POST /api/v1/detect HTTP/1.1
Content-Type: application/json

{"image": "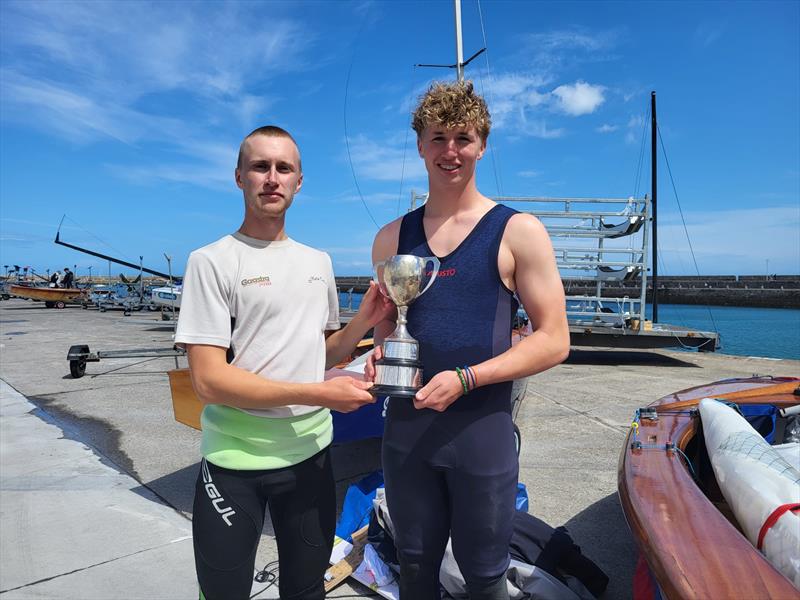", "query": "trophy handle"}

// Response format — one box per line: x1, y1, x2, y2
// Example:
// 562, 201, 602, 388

373, 260, 389, 298
418, 257, 441, 297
